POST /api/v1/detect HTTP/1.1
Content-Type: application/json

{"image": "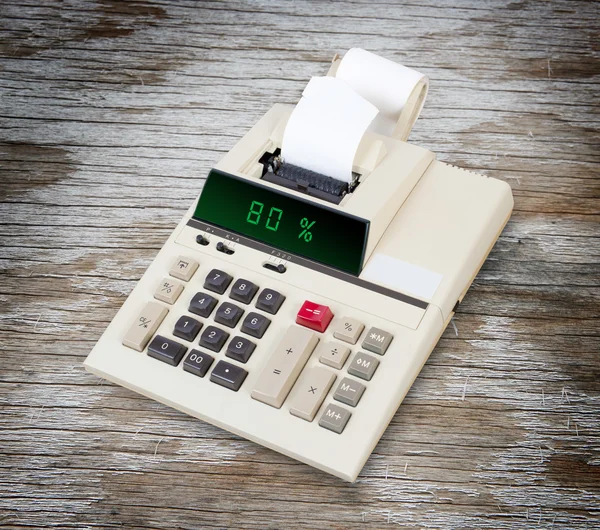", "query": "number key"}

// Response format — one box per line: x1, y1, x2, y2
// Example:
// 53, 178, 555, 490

189, 292, 218, 318
226, 336, 256, 363
214, 302, 244, 328
255, 288, 285, 315
204, 269, 233, 294
183, 349, 214, 378
229, 278, 258, 304
199, 325, 229, 352
173, 315, 202, 341
147, 335, 187, 367
241, 312, 271, 339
